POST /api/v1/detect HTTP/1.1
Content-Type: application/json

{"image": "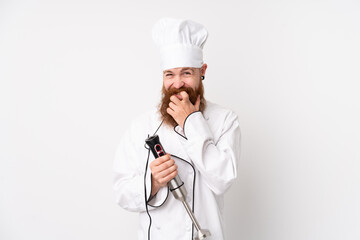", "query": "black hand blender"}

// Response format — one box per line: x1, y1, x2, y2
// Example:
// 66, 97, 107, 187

145, 135, 211, 240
